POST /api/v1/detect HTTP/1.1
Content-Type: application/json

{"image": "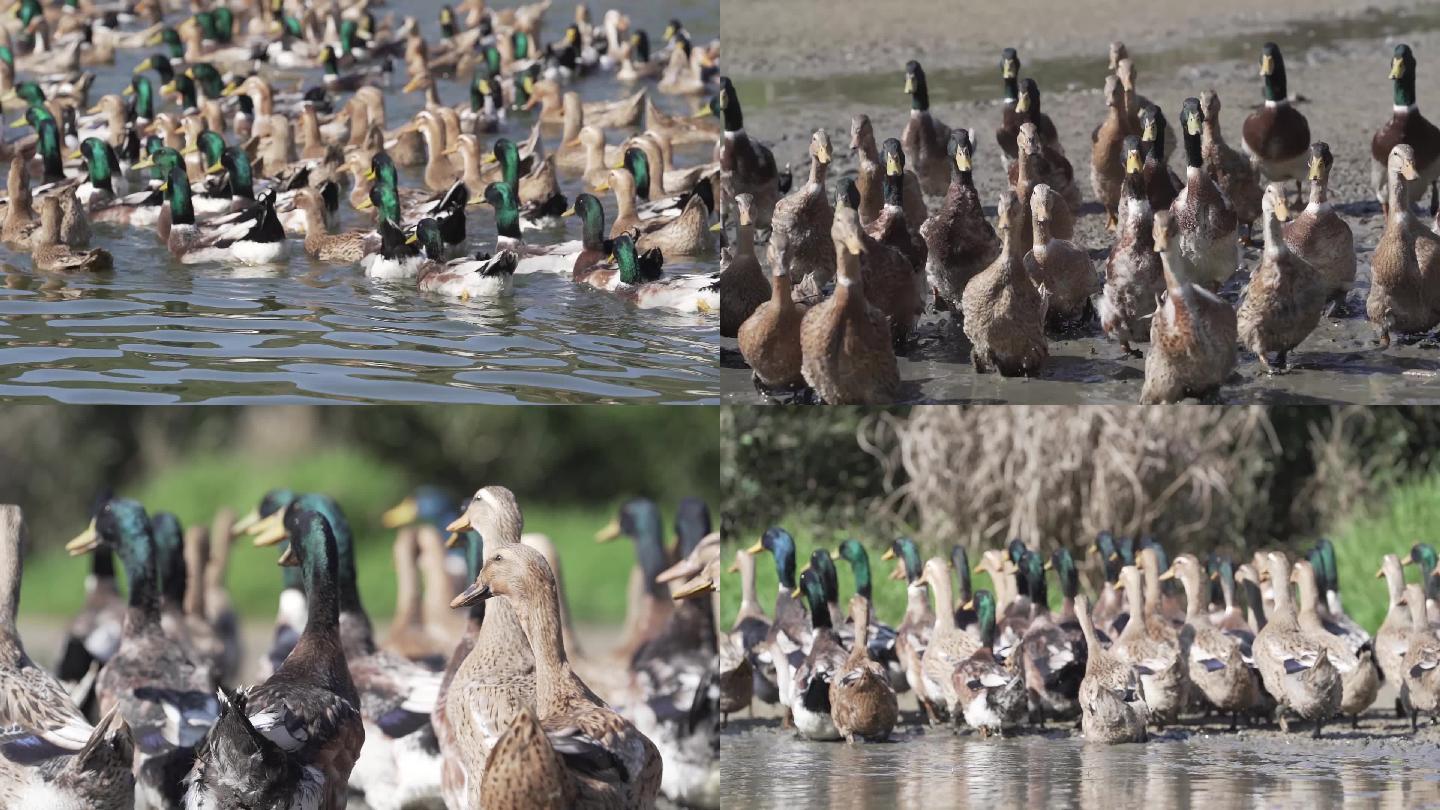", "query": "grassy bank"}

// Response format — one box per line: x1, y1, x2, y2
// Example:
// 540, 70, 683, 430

18, 449, 656, 626
721, 473, 1440, 635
